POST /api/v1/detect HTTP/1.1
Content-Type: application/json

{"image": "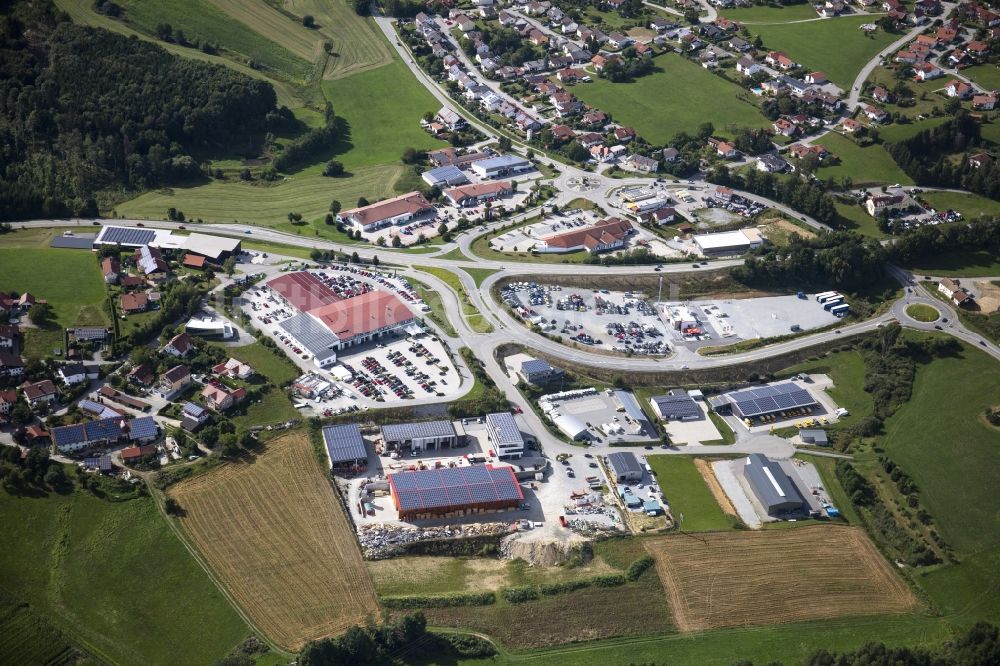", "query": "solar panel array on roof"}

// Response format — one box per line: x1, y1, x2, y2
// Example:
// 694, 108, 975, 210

128, 416, 158, 441
52, 423, 87, 448
100, 226, 157, 246
381, 420, 456, 442
651, 393, 701, 420
725, 383, 816, 418
136, 245, 161, 275
51, 235, 97, 250
51, 416, 127, 450
279, 313, 341, 361
72, 327, 108, 340
390, 464, 523, 514
485, 412, 521, 444
322, 424, 368, 465
83, 455, 113, 472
